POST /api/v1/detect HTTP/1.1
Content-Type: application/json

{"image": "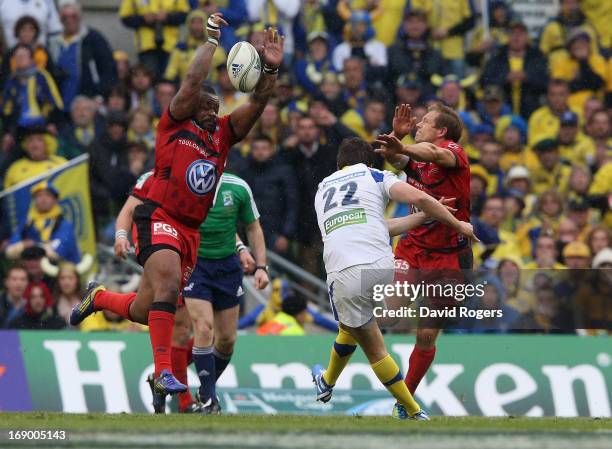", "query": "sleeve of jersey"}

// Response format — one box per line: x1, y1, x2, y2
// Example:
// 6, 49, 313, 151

444, 142, 469, 169
130, 171, 154, 200
239, 182, 260, 224
381, 171, 402, 199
